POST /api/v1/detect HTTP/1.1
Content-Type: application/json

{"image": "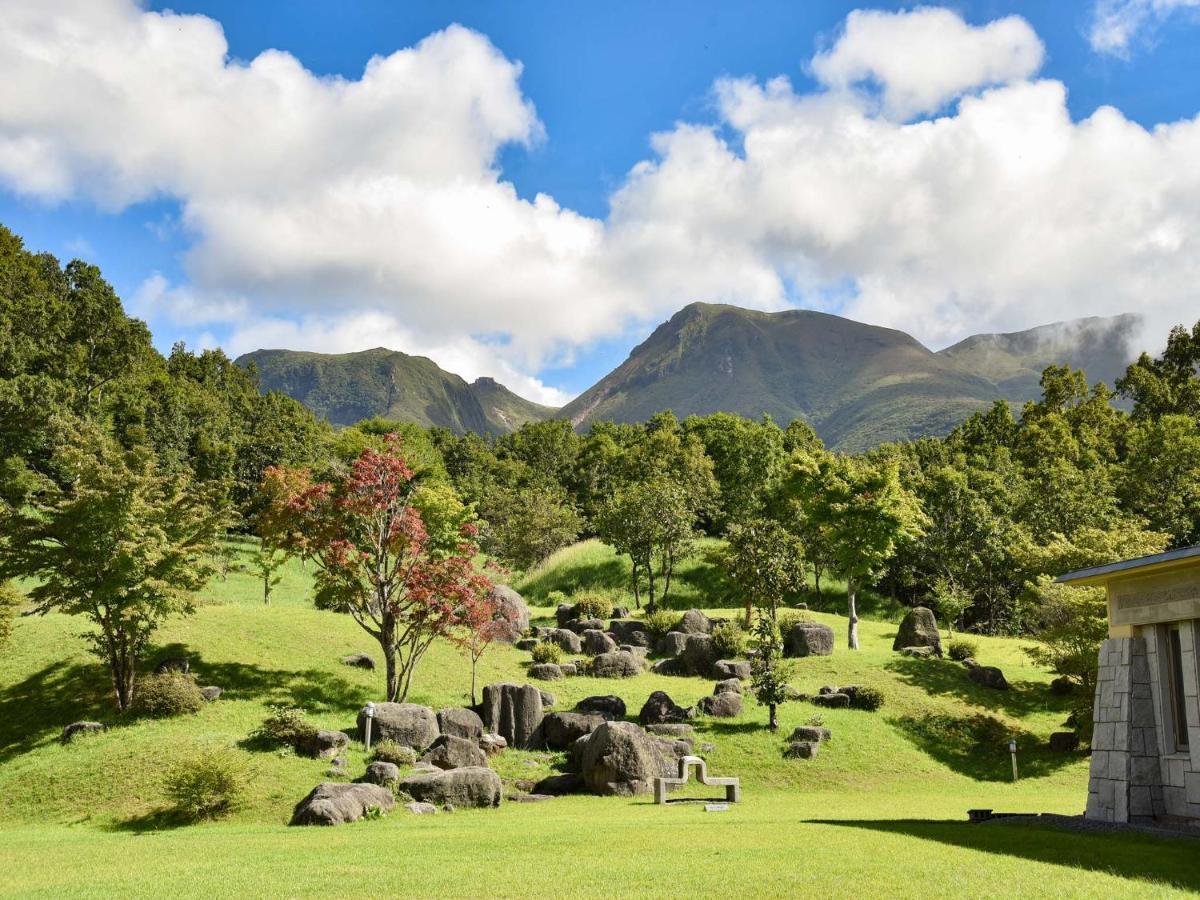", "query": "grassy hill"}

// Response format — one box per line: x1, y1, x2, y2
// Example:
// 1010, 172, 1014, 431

237, 347, 555, 434
0, 539, 1195, 897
